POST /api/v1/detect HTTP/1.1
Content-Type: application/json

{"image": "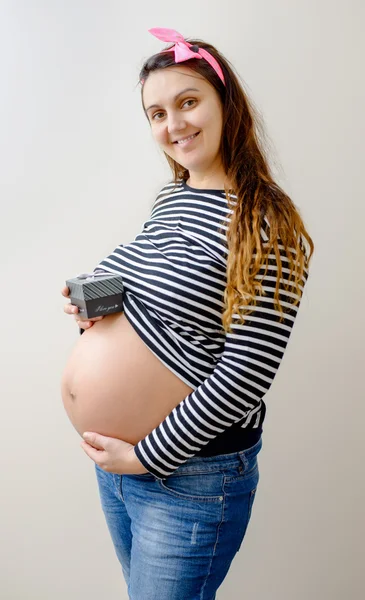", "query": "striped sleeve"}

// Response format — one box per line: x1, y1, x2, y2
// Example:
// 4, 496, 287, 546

134, 238, 309, 479
78, 183, 159, 336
